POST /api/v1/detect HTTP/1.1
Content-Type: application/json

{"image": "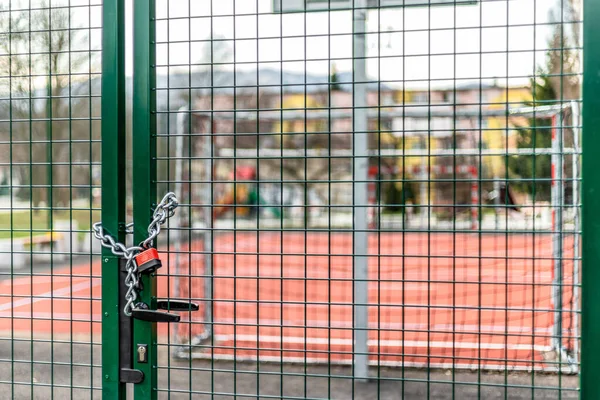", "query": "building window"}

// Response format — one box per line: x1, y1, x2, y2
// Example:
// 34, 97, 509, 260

412, 93, 428, 103
443, 91, 455, 103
